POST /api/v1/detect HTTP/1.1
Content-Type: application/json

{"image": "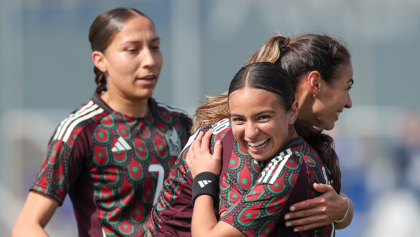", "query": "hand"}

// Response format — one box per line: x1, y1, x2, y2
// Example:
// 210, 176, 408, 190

186, 129, 222, 178
283, 183, 348, 232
